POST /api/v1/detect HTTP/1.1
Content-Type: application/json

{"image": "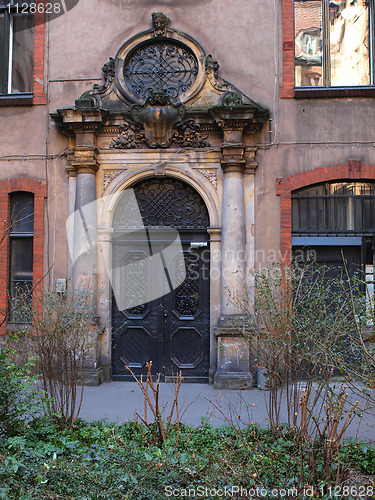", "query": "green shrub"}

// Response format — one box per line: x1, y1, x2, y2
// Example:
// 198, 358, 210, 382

0, 420, 373, 499
0, 345, 43, 436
